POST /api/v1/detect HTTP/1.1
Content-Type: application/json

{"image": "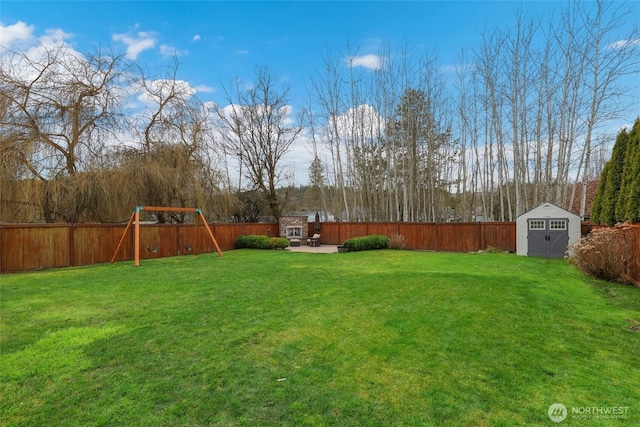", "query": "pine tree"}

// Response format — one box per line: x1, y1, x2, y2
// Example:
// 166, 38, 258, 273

303, 155, 328, 213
